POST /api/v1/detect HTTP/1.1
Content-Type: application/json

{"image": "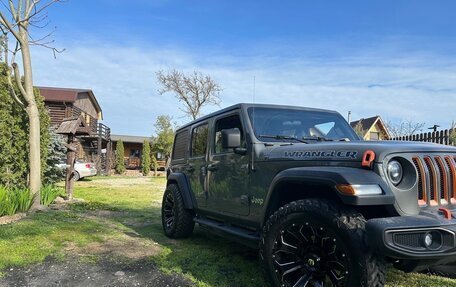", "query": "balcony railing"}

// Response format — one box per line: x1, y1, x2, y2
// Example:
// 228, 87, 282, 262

66, 106, 110, 141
